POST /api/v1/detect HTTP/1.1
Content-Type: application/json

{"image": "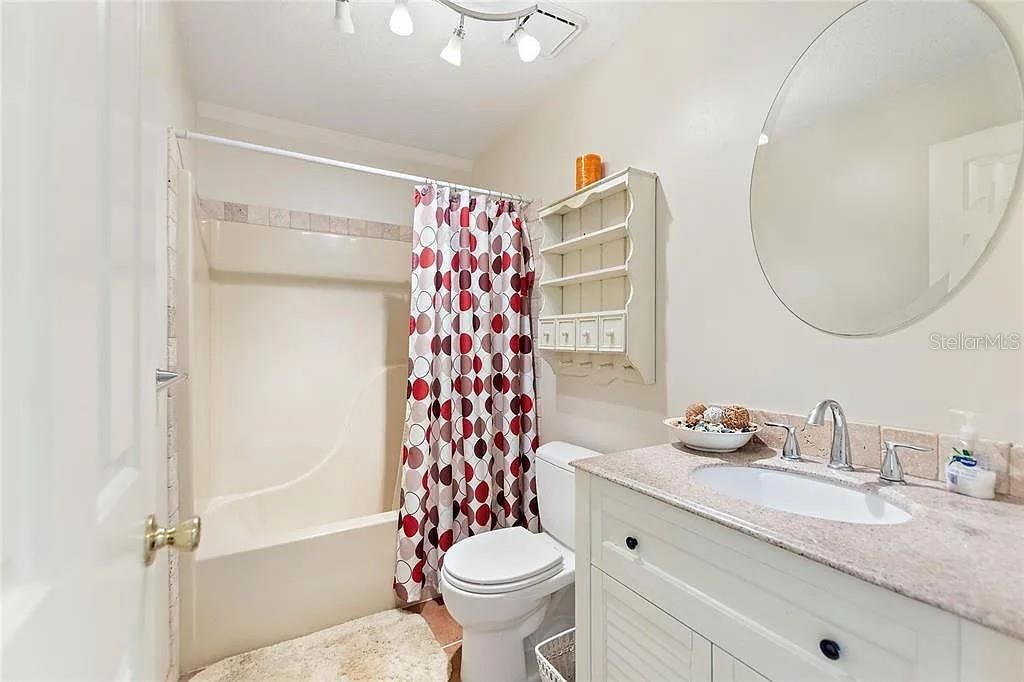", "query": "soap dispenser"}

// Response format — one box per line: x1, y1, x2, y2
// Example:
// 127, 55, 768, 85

944, 410, 996, 499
